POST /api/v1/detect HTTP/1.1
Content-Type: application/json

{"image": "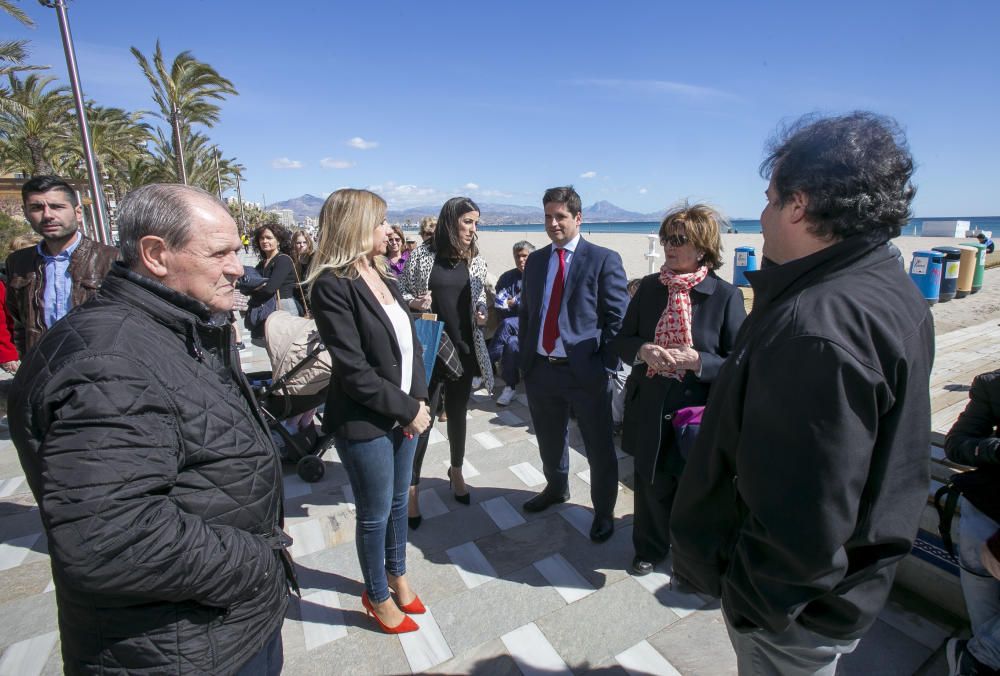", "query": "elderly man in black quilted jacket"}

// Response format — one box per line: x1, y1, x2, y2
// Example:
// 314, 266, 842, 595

8, 184, 293, 675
